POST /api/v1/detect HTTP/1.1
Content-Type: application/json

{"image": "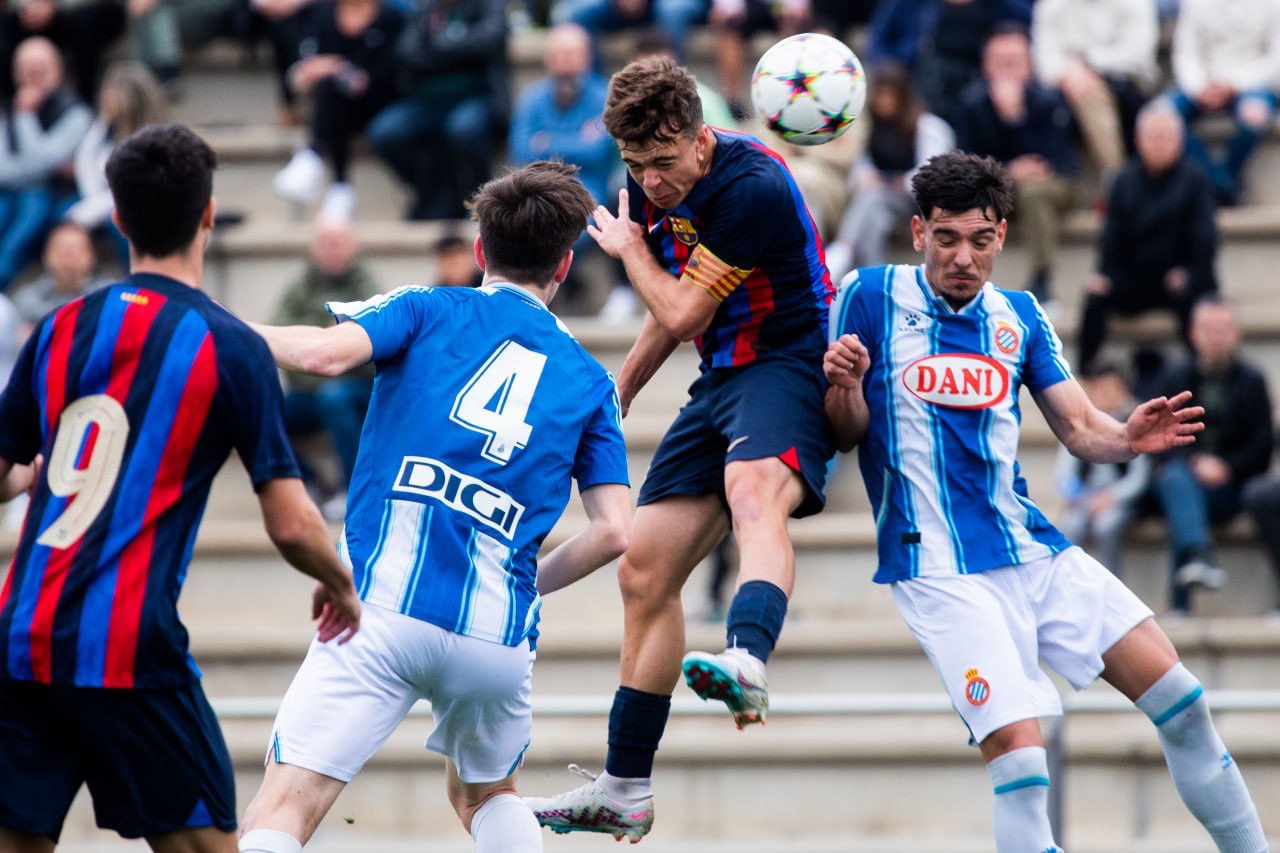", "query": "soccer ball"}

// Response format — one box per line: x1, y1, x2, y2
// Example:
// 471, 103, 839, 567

751, 33, 866, 146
